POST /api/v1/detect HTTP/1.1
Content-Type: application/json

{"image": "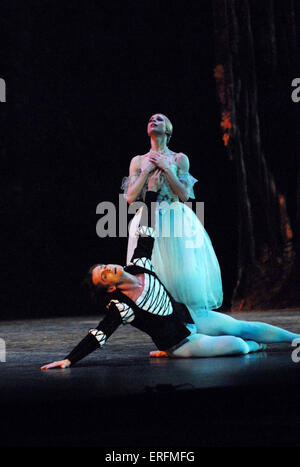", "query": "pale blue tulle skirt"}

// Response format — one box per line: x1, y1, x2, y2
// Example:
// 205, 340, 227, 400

126, 202, 223, 322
